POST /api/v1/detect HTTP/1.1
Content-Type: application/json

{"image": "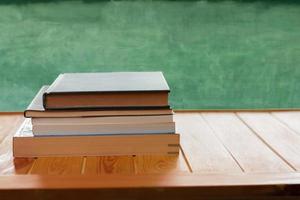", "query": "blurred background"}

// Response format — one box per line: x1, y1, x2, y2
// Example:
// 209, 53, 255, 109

0, 0, 299, 111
